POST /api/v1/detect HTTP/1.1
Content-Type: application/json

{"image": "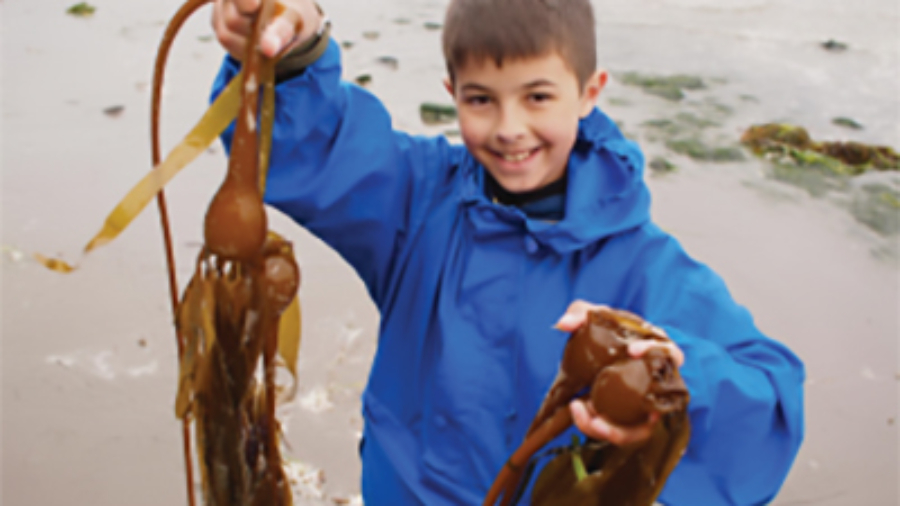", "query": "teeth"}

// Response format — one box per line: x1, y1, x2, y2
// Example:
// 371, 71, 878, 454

503, 151, 531, 162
